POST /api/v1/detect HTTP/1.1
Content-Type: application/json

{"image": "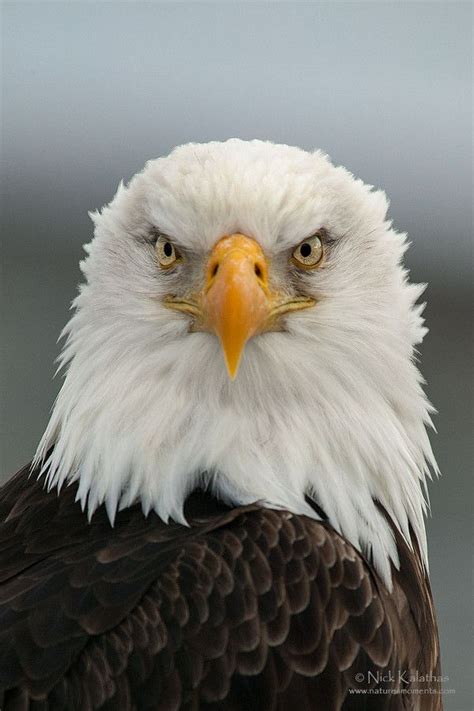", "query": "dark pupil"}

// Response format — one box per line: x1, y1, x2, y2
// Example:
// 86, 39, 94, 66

300, 242, 312, 258
163, 242, 173, 258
